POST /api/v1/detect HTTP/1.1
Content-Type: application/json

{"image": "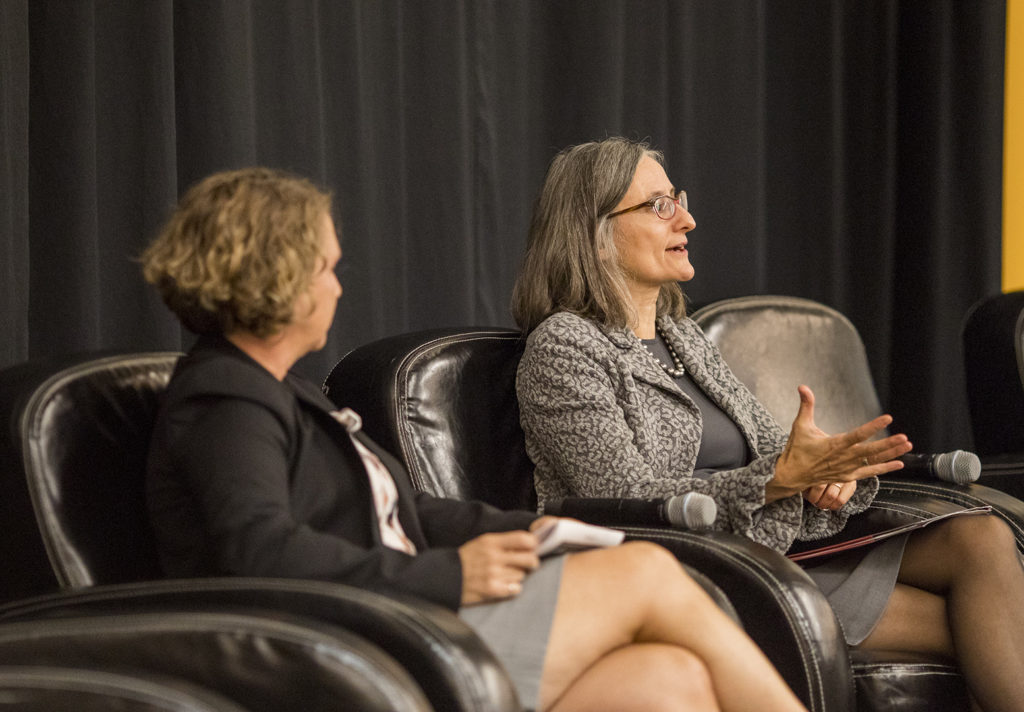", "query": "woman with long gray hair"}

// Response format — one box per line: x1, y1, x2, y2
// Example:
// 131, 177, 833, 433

514, 136, 1024, 712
